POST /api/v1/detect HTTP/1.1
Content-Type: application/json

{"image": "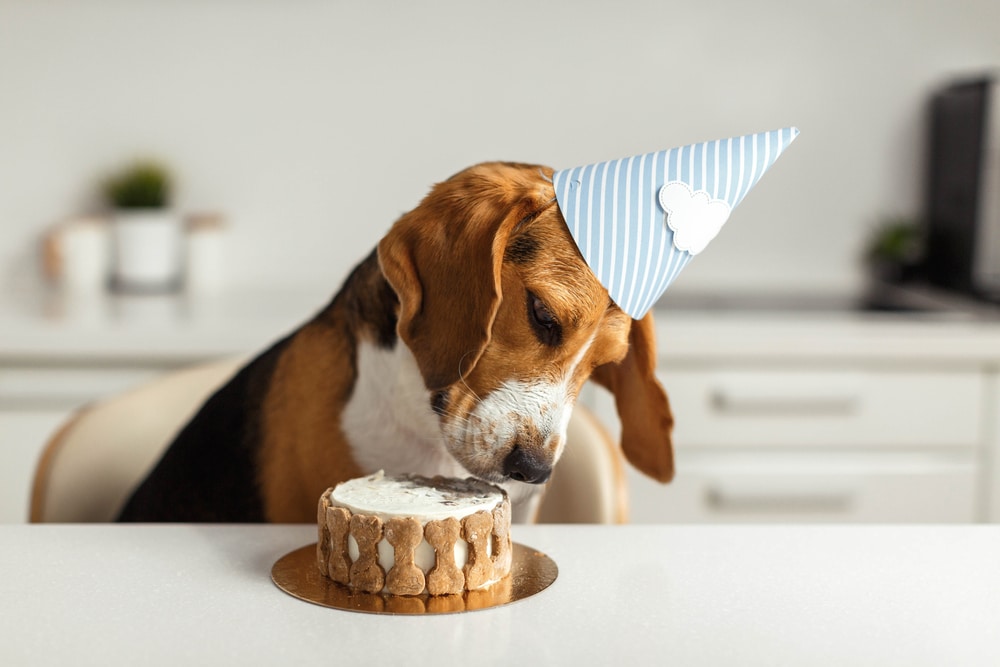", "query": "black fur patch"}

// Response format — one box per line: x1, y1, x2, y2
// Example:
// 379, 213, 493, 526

116, 335, 291, 522
504, 232, 539, 265
431, 390, 448, 416
330, 249, 399, 350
